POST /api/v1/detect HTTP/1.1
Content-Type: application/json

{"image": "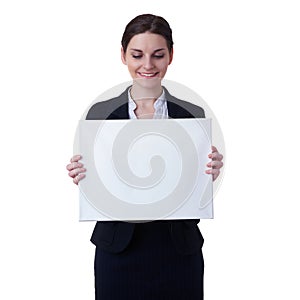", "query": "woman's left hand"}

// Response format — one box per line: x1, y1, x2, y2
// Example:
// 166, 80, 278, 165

206, 146, 224, 181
